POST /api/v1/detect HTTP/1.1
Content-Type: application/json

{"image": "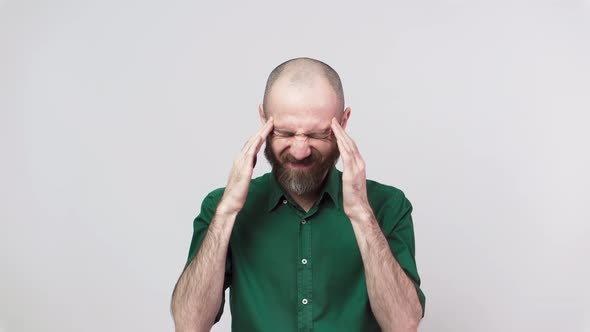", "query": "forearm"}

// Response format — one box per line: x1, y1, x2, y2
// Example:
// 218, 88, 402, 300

171, 210, 236, 332
350, 211, 422, 332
